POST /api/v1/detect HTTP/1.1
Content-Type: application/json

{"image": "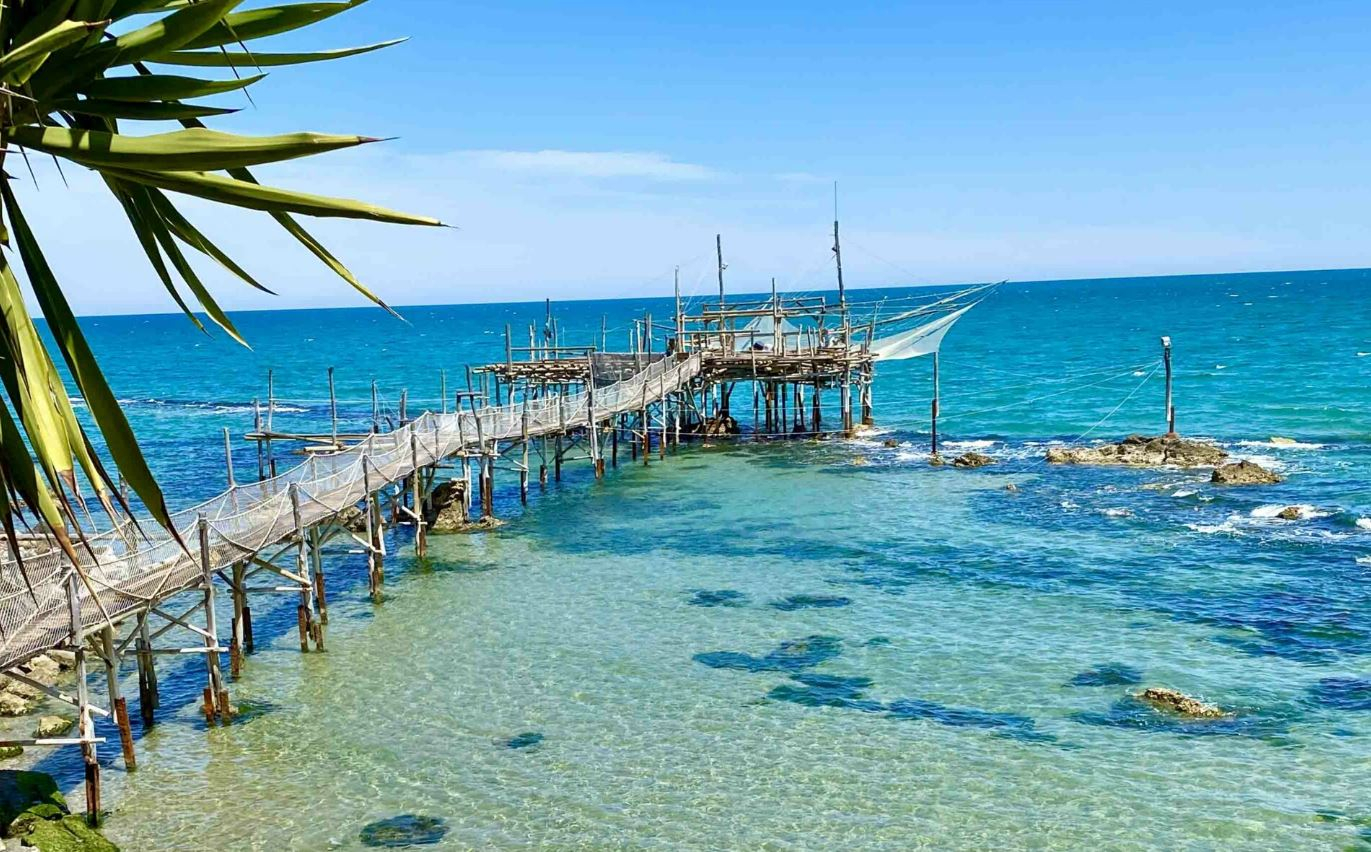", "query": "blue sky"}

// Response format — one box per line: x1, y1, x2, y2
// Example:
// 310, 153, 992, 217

27, 0, 1371, 314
